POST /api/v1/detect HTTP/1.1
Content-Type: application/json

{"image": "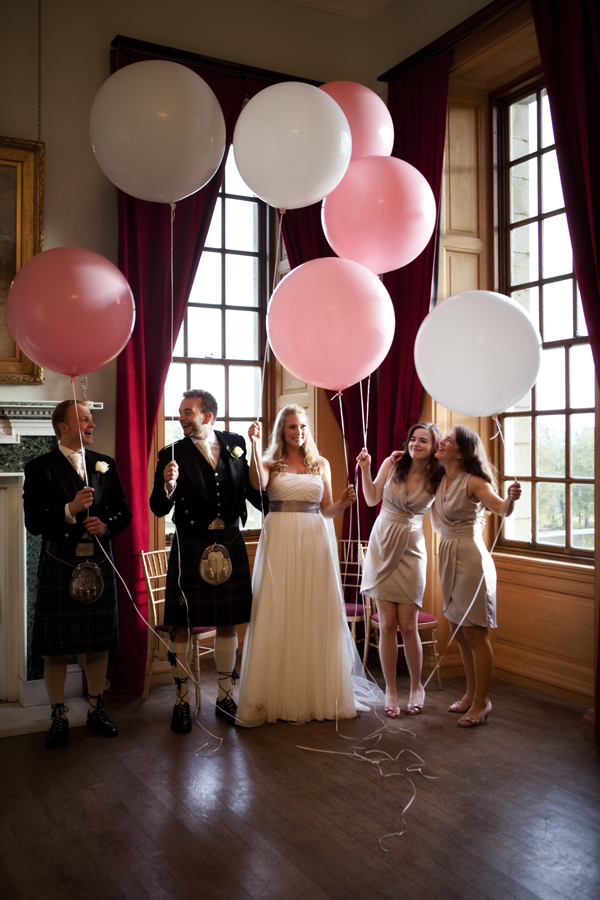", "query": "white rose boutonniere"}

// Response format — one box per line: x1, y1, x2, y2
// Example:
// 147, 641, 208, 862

228, 445, 244, 461
95, 461, 110, 479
